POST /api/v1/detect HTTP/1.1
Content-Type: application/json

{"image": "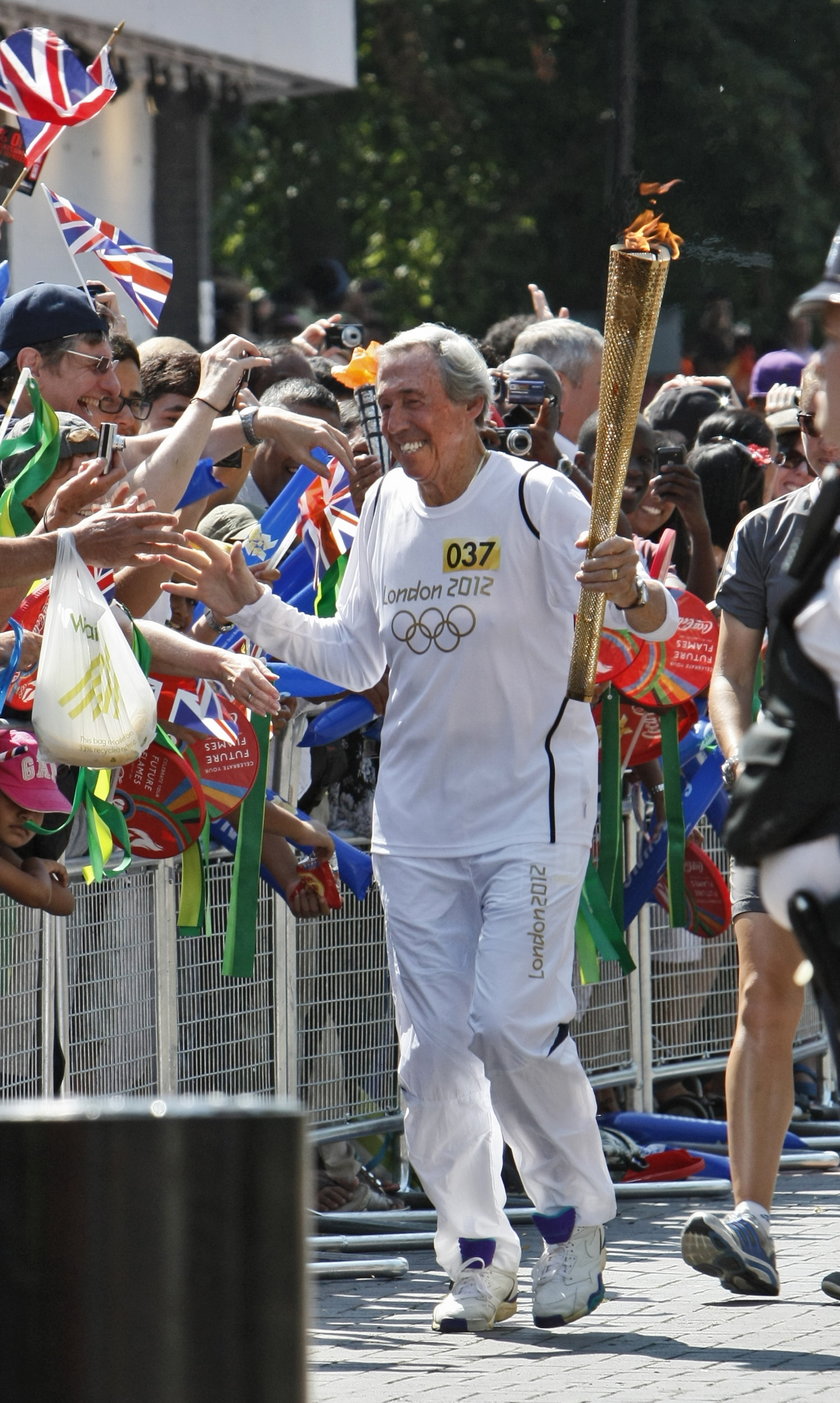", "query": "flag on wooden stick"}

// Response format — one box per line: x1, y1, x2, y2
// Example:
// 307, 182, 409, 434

0, 27, 117, 167
43, 186, 173, 327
